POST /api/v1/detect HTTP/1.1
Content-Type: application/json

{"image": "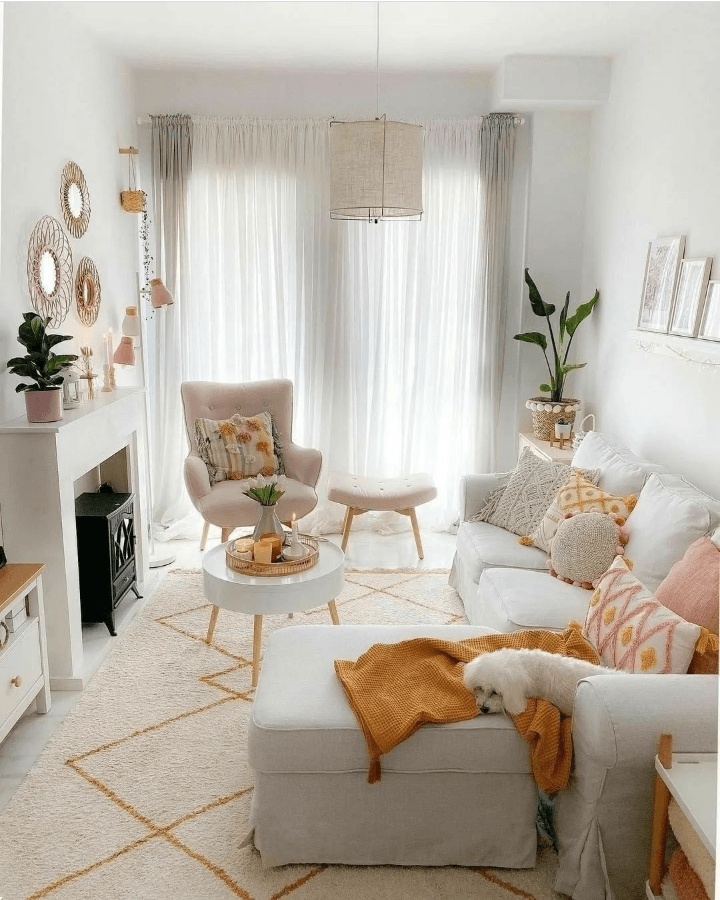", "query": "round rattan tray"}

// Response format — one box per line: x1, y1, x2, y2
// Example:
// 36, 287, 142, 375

226, 533, 319, 576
